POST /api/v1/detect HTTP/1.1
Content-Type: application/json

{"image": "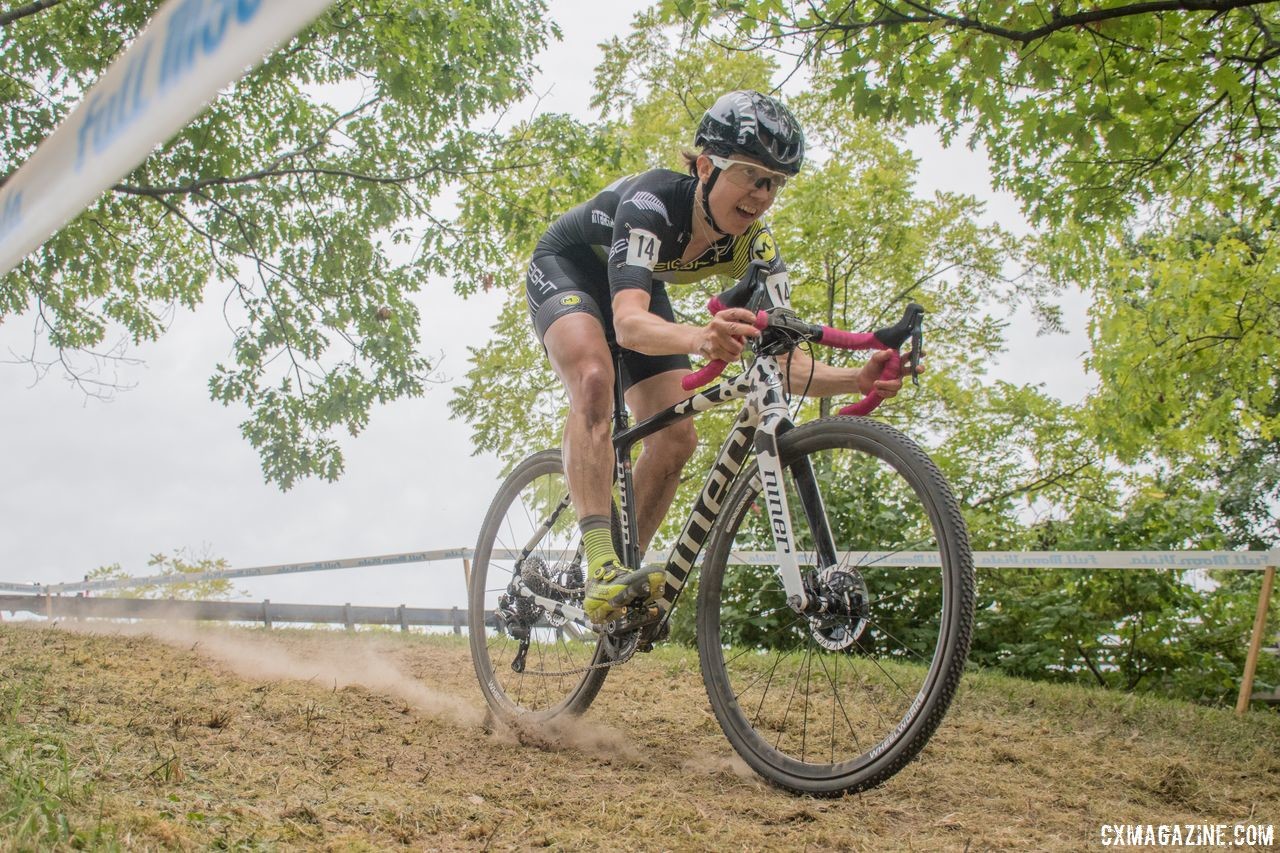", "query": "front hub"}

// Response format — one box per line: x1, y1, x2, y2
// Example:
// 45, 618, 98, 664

804, 566, 871, 651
